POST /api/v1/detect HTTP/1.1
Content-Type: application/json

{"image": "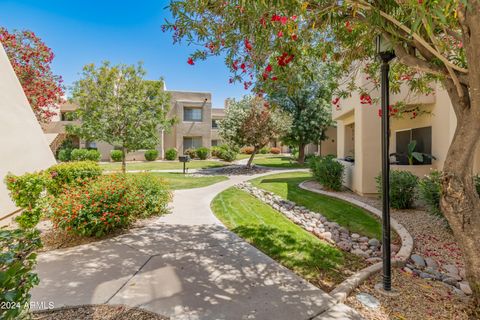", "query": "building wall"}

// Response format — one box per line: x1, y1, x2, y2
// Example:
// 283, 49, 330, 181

0, 44, 56, 223
333, 74, 480, 195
